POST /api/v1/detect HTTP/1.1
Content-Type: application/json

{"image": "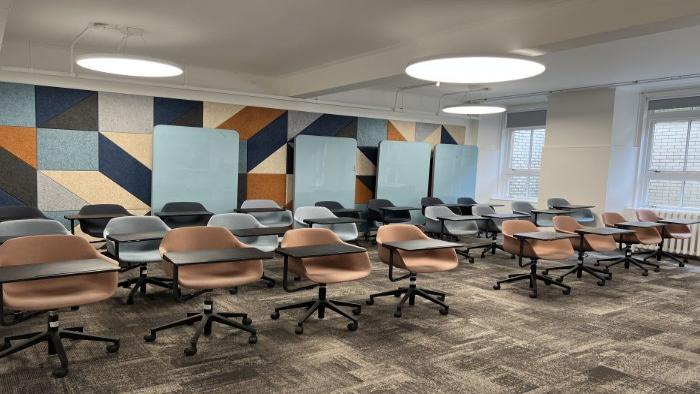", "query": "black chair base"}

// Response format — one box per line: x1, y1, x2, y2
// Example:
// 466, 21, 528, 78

366, 274, 449, 317
271, 285, 360, 334
119, 265, 173, 304
643, 246, 688, 267
597, 245, 658, 276
543, 261, 612, 286
493, 262, 571, 298
0, 311, 119, 378
229, 273, 276, 294
144, 295, 256, 356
